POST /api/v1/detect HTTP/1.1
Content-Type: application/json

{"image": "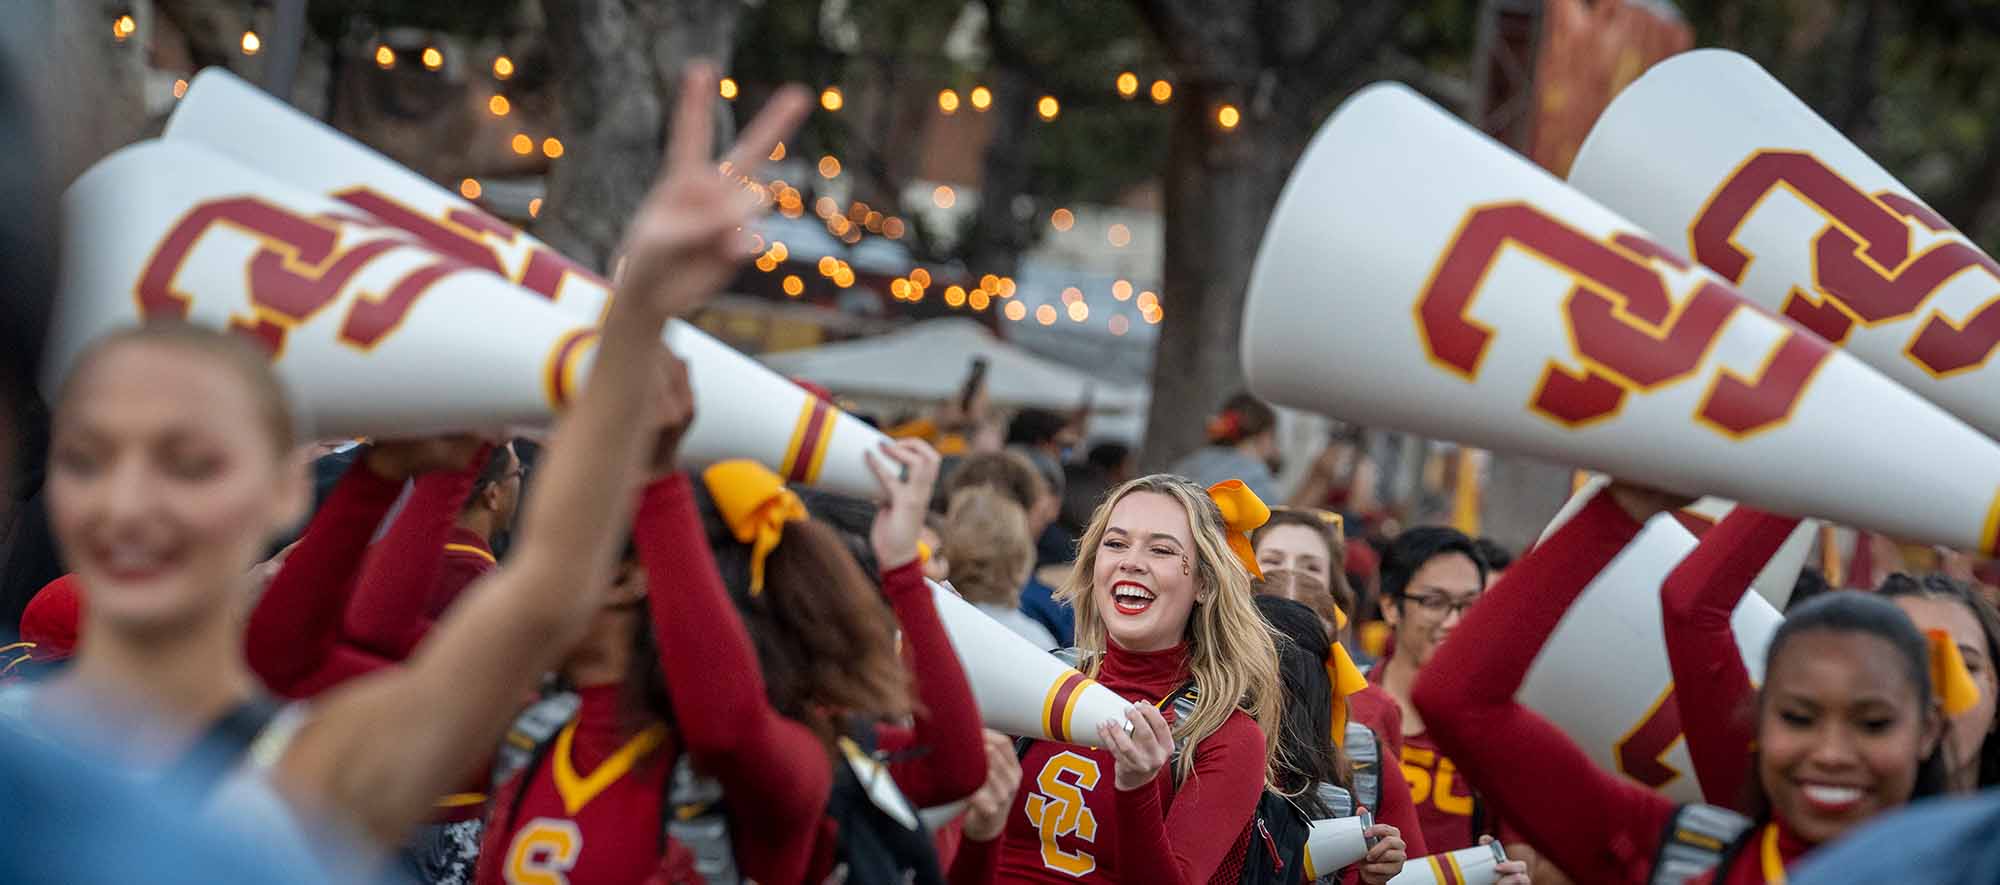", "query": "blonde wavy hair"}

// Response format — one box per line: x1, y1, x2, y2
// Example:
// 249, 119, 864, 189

1057, 474, 1282, 784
